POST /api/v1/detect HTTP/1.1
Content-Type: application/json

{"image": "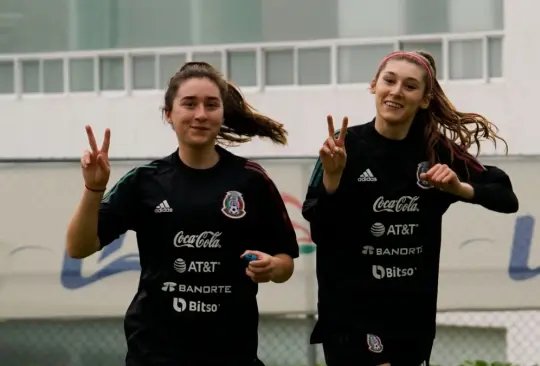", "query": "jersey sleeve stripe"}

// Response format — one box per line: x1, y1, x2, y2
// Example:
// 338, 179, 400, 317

102, 164, 156, 202
308, 130, 340, 187
244, 161, 293, 225
308, 159, 324, 187
440, 138, 486, 173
